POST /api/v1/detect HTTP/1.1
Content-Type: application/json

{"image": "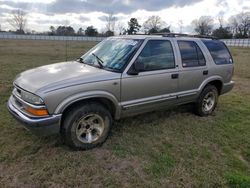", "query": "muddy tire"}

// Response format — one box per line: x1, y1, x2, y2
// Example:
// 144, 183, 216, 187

61, 102, 112, 150
195, 85, 218, 116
